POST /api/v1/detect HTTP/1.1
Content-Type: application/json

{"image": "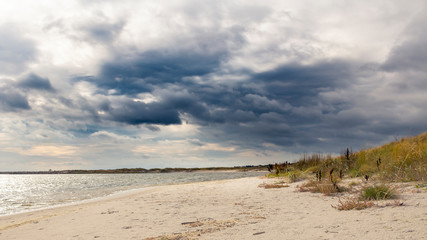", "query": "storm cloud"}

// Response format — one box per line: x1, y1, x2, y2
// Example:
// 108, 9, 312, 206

107, 99, 181, 125
18, 74, 55, 92
0, 86, 31, 111
1, 0, 427, 170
